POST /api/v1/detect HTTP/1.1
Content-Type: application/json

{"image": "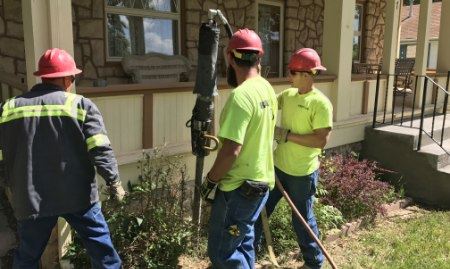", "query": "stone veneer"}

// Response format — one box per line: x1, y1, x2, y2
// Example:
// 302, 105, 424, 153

0, 0, 389, 86
362, 0, 386, 64
0, 0, 26, 84
185, 0, 257, 77
284, 0, 324, 74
